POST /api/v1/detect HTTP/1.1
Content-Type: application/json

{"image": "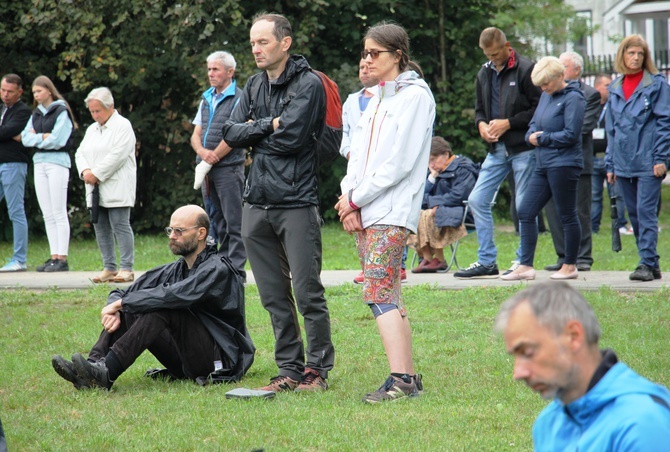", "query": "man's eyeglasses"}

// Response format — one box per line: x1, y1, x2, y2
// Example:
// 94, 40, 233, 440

165, 226, 200, 237
361, 49, 396, 60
